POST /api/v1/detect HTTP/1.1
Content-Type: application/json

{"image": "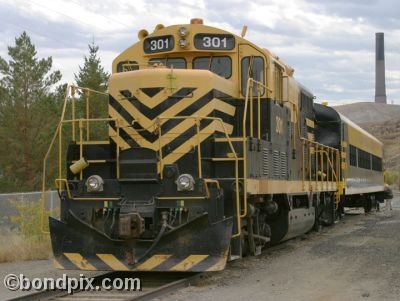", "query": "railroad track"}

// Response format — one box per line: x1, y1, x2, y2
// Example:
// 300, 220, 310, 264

9, 271, 201, 301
